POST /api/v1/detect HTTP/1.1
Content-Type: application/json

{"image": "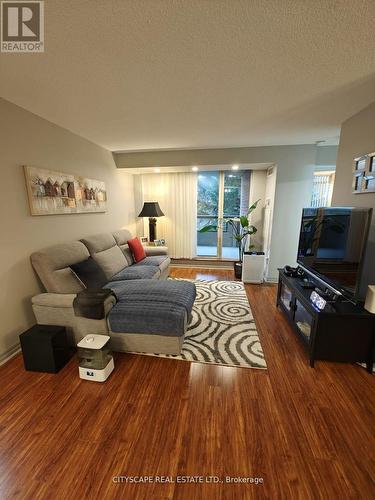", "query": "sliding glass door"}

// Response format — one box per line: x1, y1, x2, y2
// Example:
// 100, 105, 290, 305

197, 170, 250, 259
196, 172, 220, 257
